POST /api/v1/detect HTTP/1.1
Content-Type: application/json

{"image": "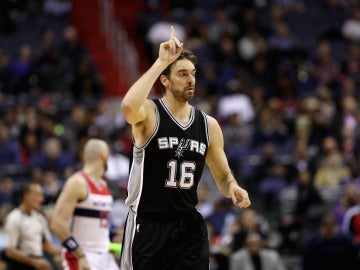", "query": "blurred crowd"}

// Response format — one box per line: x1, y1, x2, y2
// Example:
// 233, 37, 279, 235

2, 0, 360, 269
